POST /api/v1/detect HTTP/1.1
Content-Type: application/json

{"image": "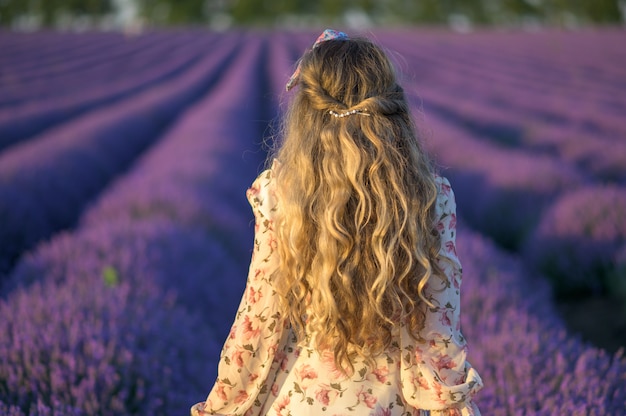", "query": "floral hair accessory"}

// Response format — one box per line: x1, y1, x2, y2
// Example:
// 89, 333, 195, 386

285, 29, 349, 92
